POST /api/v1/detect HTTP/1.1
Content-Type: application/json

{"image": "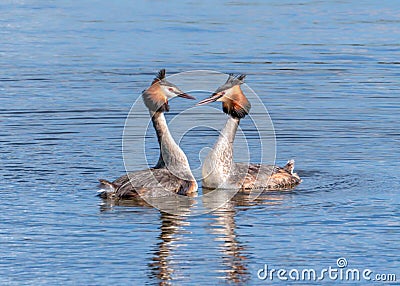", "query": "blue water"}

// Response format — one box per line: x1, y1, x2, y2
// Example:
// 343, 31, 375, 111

1, 0, 399, 285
